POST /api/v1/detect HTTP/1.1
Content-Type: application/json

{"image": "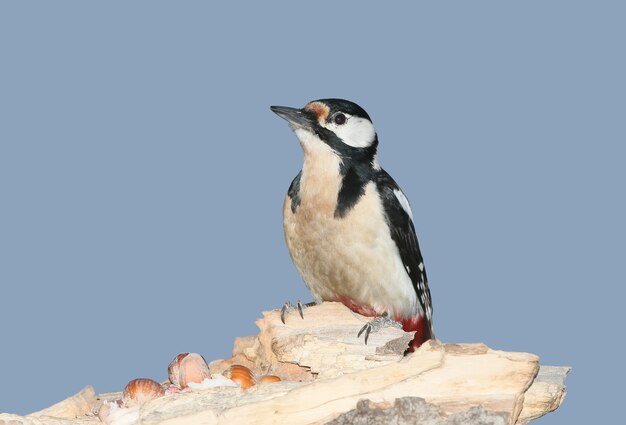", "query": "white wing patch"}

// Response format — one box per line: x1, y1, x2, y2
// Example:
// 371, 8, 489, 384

393, 189, 413, 219
371, 155, 381, 170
